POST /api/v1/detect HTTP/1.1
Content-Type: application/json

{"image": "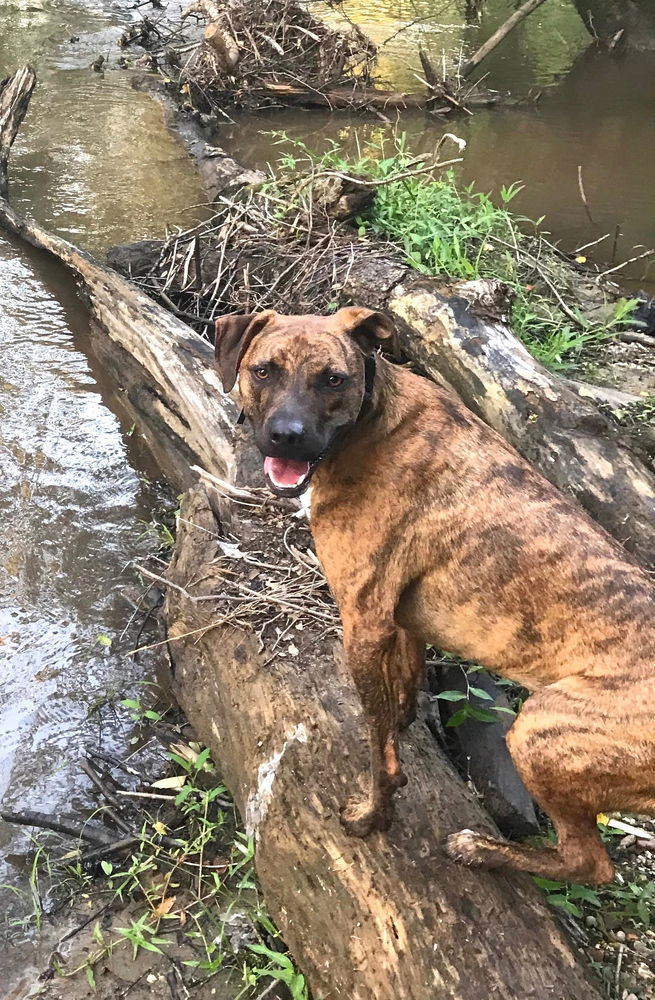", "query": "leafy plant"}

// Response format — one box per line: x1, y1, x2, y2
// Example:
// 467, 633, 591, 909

431, 657, 517, 728
268, 131, 639, 371
533, 876, 601, 918
117, 911, 168, 960
246, 943, 308, 1000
